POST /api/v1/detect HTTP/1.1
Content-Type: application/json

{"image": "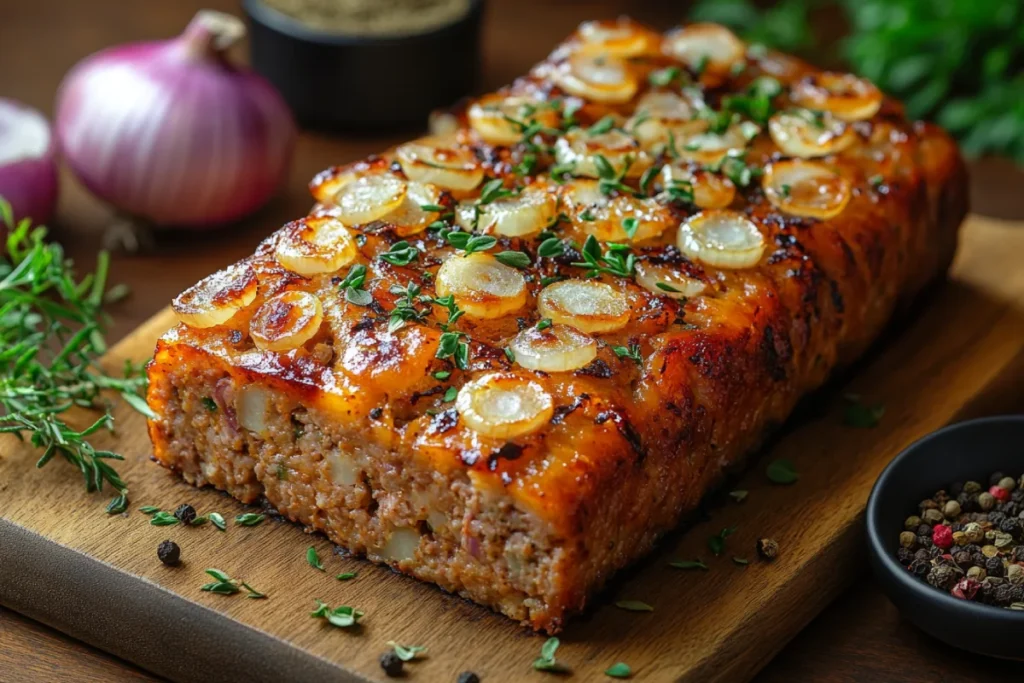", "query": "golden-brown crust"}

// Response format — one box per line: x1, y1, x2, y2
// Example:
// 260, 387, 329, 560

147, 18, 968, 632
